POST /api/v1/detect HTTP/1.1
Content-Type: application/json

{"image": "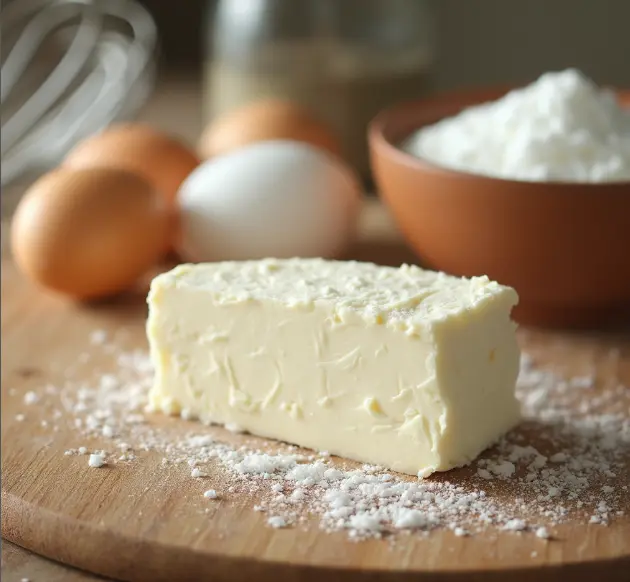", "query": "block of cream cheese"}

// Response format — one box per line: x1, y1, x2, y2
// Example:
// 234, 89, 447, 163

146, 259, 521, 477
